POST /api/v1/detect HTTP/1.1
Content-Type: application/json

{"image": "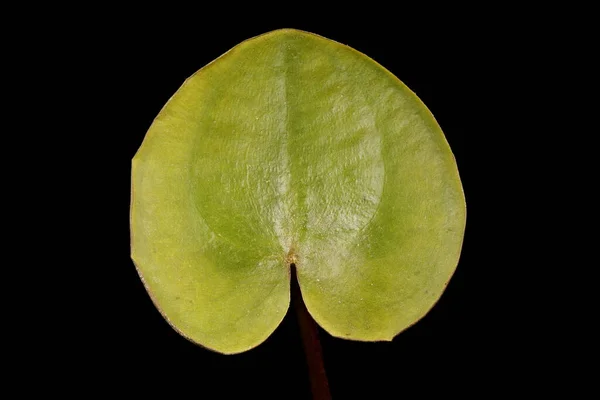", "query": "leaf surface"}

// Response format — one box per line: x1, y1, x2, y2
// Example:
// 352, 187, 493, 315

131, 29, 465, 354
